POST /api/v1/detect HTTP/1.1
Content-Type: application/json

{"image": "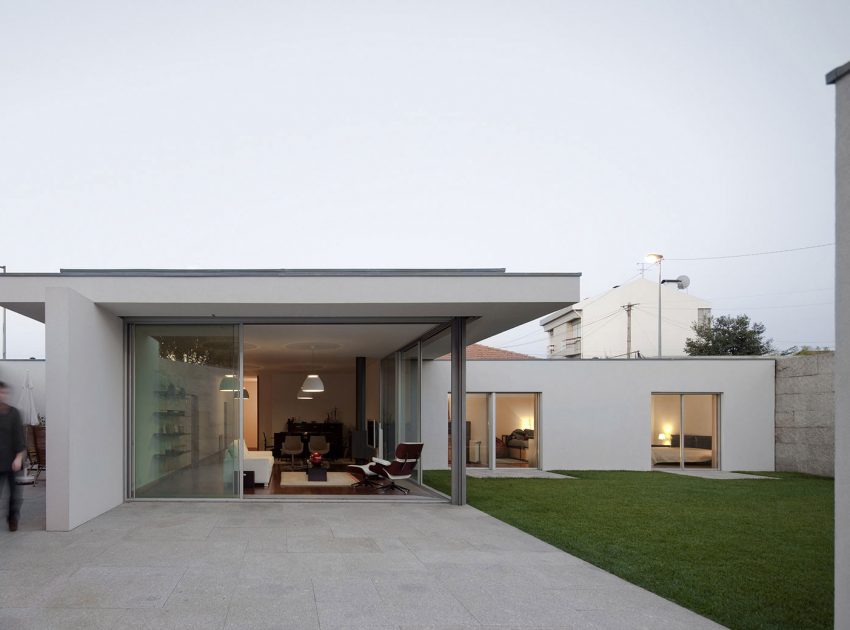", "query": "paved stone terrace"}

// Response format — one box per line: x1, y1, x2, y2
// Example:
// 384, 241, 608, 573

0, 483, 723, 629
